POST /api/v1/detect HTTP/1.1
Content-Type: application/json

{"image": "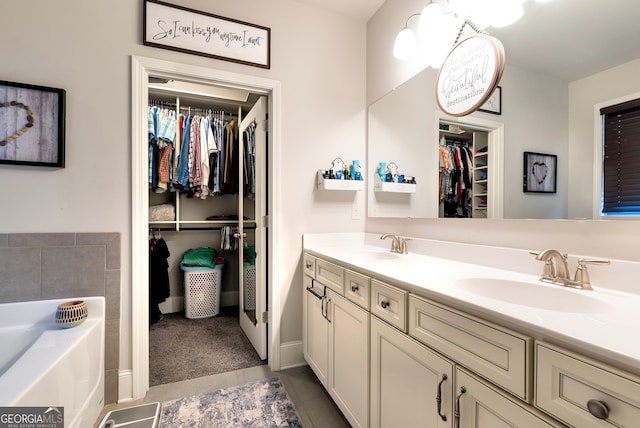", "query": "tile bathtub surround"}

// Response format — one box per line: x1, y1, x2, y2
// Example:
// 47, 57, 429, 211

0, 232, 121, 404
